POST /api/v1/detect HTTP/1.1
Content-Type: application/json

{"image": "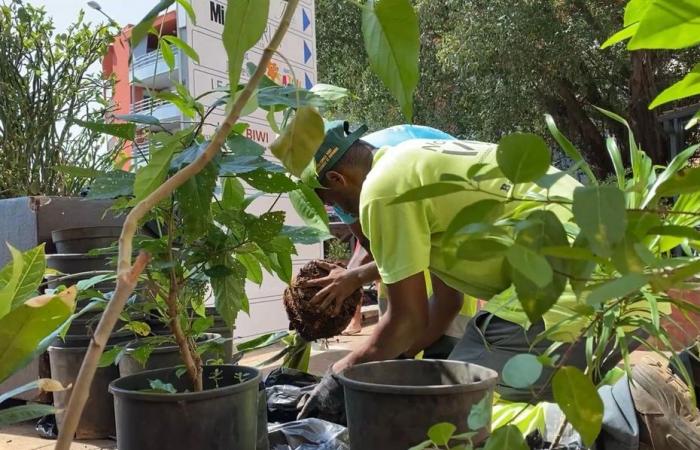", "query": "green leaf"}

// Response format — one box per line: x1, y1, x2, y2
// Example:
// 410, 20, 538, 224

648, 225, 700, 241
175, 0, 196, 24
237, 253, 263, 284
502, 354, 543, 389
601, 23, 639, 49
0, 244, 45, 311
133, 145, 176, 202
147, 379, 177, 394
310, 83, 349, 102
211, 257, 248, 326
506, 244, 553, 288
573, 186, 626, 257
257, 86, 326, 110
496, 133, 551, 184
483, 425, 528, 450
131, 0, 175, 45
226, 133, 265, 157
98, 345, 123, 368
361, 0, 419, 120
281, 225, 333, 244
0, 290, 76, 383
651, 63, 700, 110
159, 39, 175, 70
270, 106, 325, 177
239, 169, 298, 193
391, 182, 464, 204
586, 273, 647, 306
113, 113, 162, 126
605, 136, 626, 190
219, 154, 283, 175
175, 161, 217, 239
74, 118, 135, 140
87, 171, 135, 199
237, 331, 288, 353
290, 184, 329, 232
407, 440, 433, 450
656, 166, 700, 197
552, 366, 604, 446
0, 404, 56, 427
427, 422, 456, 446
644, 144, 700, 207
221, 177, 245, 210
162, 34, 199, 63
269, 251, 293, 284
624, 0, 654, 26
223, 0, 269, 89
544, 114, 597, 184
456, 239, 509, 261
442, 199, 502, 245
628, 0, 700, 50
53, 165, 106, 179
467, 393, 492, 431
